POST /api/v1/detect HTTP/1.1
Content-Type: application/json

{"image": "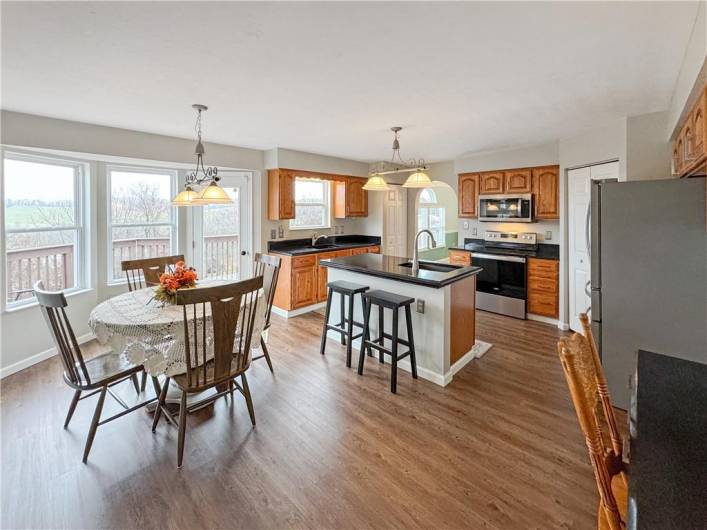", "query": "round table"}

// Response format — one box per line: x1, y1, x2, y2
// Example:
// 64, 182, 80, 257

89, 283, 267, 377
